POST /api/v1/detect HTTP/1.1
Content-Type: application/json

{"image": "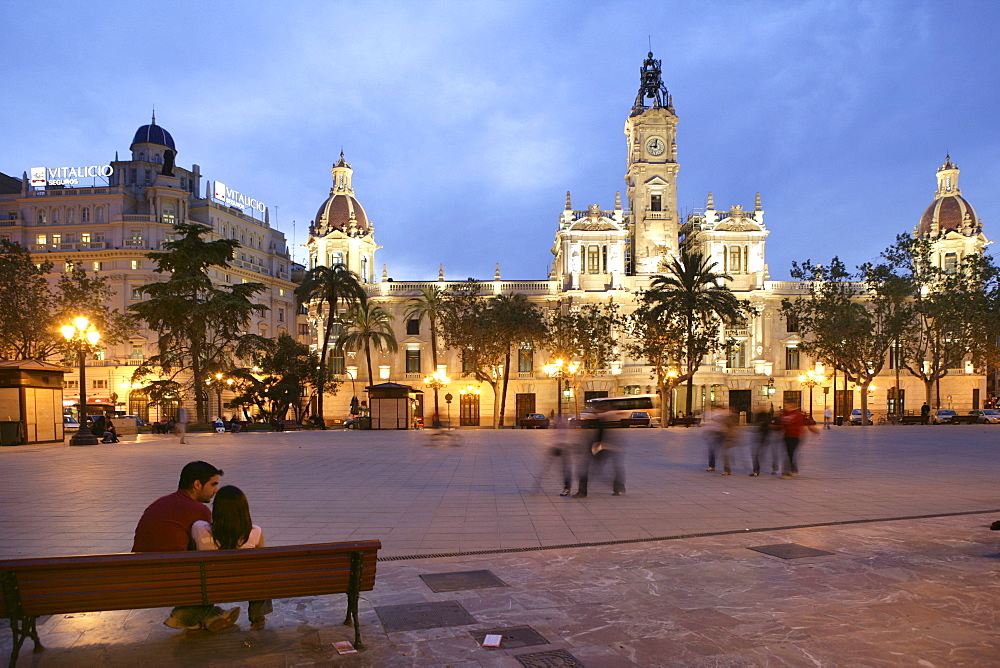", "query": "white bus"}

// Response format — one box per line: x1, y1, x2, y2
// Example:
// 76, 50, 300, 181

583, 394, 661, 426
